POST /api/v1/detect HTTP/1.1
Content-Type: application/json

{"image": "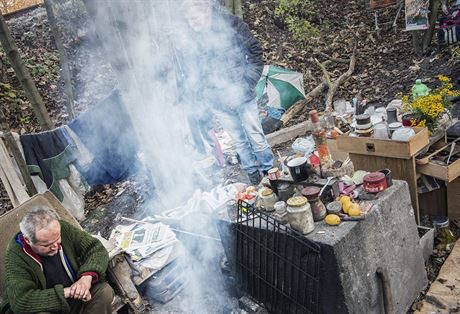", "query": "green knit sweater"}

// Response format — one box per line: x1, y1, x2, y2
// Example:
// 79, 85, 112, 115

0, 220, 109, 313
